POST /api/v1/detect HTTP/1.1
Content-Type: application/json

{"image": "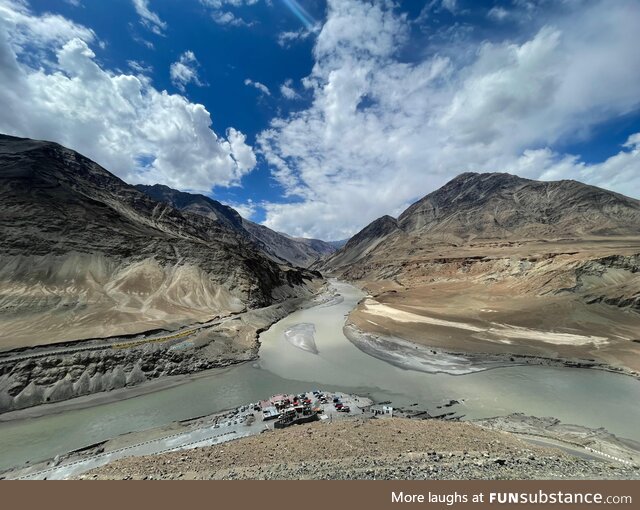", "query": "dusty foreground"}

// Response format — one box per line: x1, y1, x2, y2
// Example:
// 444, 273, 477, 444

83, 418, 639, 480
